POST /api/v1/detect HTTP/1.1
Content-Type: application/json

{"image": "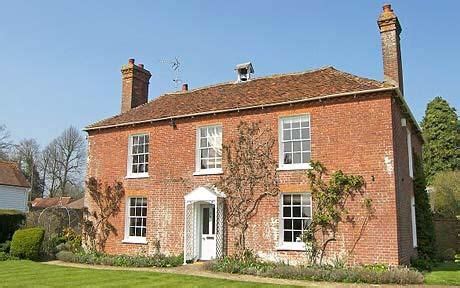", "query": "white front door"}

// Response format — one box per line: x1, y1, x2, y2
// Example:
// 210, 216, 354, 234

200, 204, 216, 260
